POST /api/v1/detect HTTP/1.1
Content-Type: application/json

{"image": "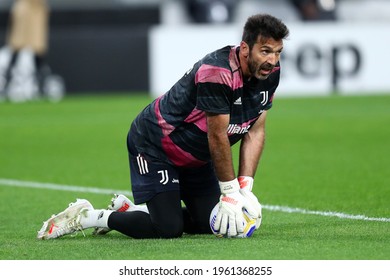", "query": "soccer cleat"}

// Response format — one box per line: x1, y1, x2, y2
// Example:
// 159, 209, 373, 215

37, 199, 94, 240
92, 194, 134, 235
110, 194, 135, 212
